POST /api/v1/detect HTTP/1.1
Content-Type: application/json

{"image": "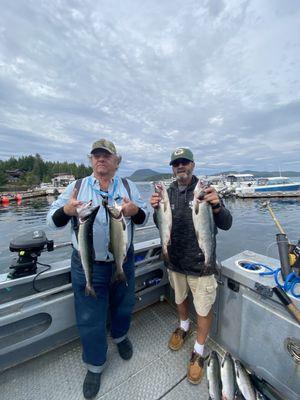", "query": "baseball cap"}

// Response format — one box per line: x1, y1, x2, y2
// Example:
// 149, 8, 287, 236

170, 147, 194, 165
91, 139, 117, 155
